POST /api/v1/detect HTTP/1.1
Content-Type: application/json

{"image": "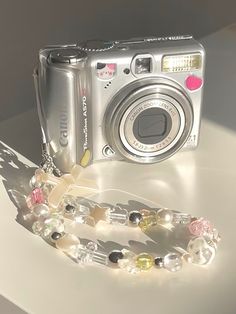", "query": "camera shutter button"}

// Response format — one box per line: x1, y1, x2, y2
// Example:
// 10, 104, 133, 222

49, 48, 87, 64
